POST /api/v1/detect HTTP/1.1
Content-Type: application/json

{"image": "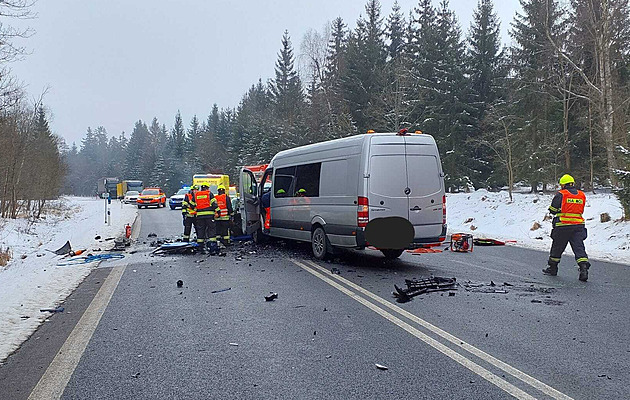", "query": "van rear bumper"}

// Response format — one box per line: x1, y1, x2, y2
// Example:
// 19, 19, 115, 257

355, 224, 447, 249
